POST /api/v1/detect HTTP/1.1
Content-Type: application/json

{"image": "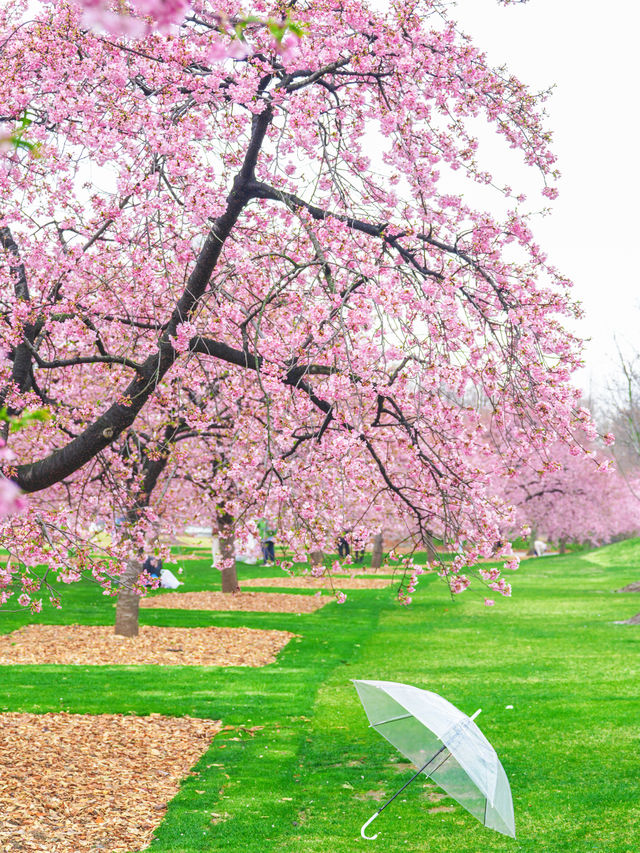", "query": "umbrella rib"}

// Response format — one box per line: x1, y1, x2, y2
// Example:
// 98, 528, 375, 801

368, 744, 449, 820
370, 713, 413, 727
360, 744, 455, 839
